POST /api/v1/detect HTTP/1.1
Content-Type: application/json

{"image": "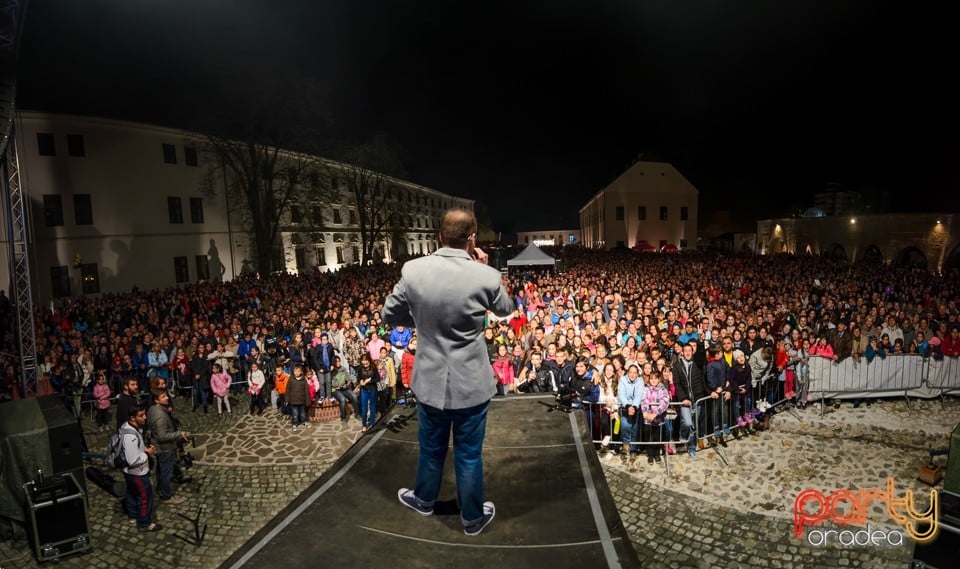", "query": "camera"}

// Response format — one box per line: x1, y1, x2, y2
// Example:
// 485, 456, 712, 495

555, 387, 580, 409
